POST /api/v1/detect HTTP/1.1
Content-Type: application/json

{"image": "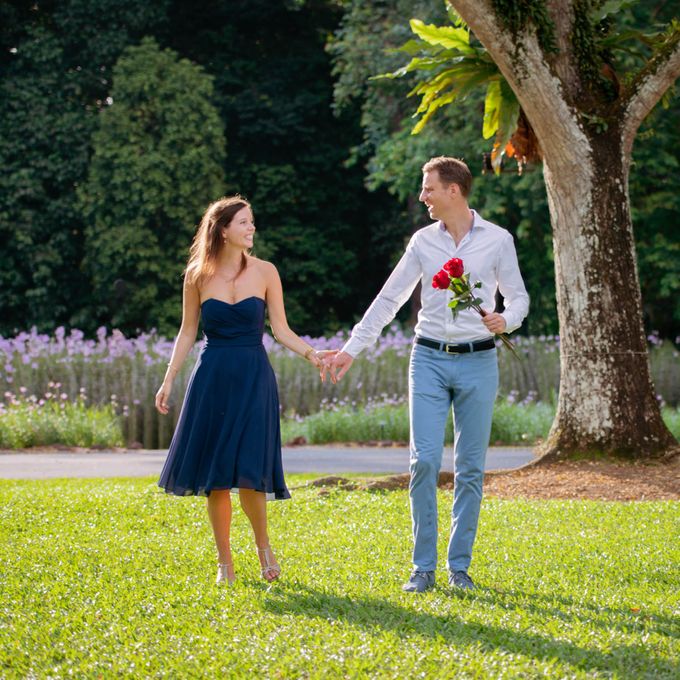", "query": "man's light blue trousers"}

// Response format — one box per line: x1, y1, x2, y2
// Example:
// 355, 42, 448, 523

408, 341, 498, 572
